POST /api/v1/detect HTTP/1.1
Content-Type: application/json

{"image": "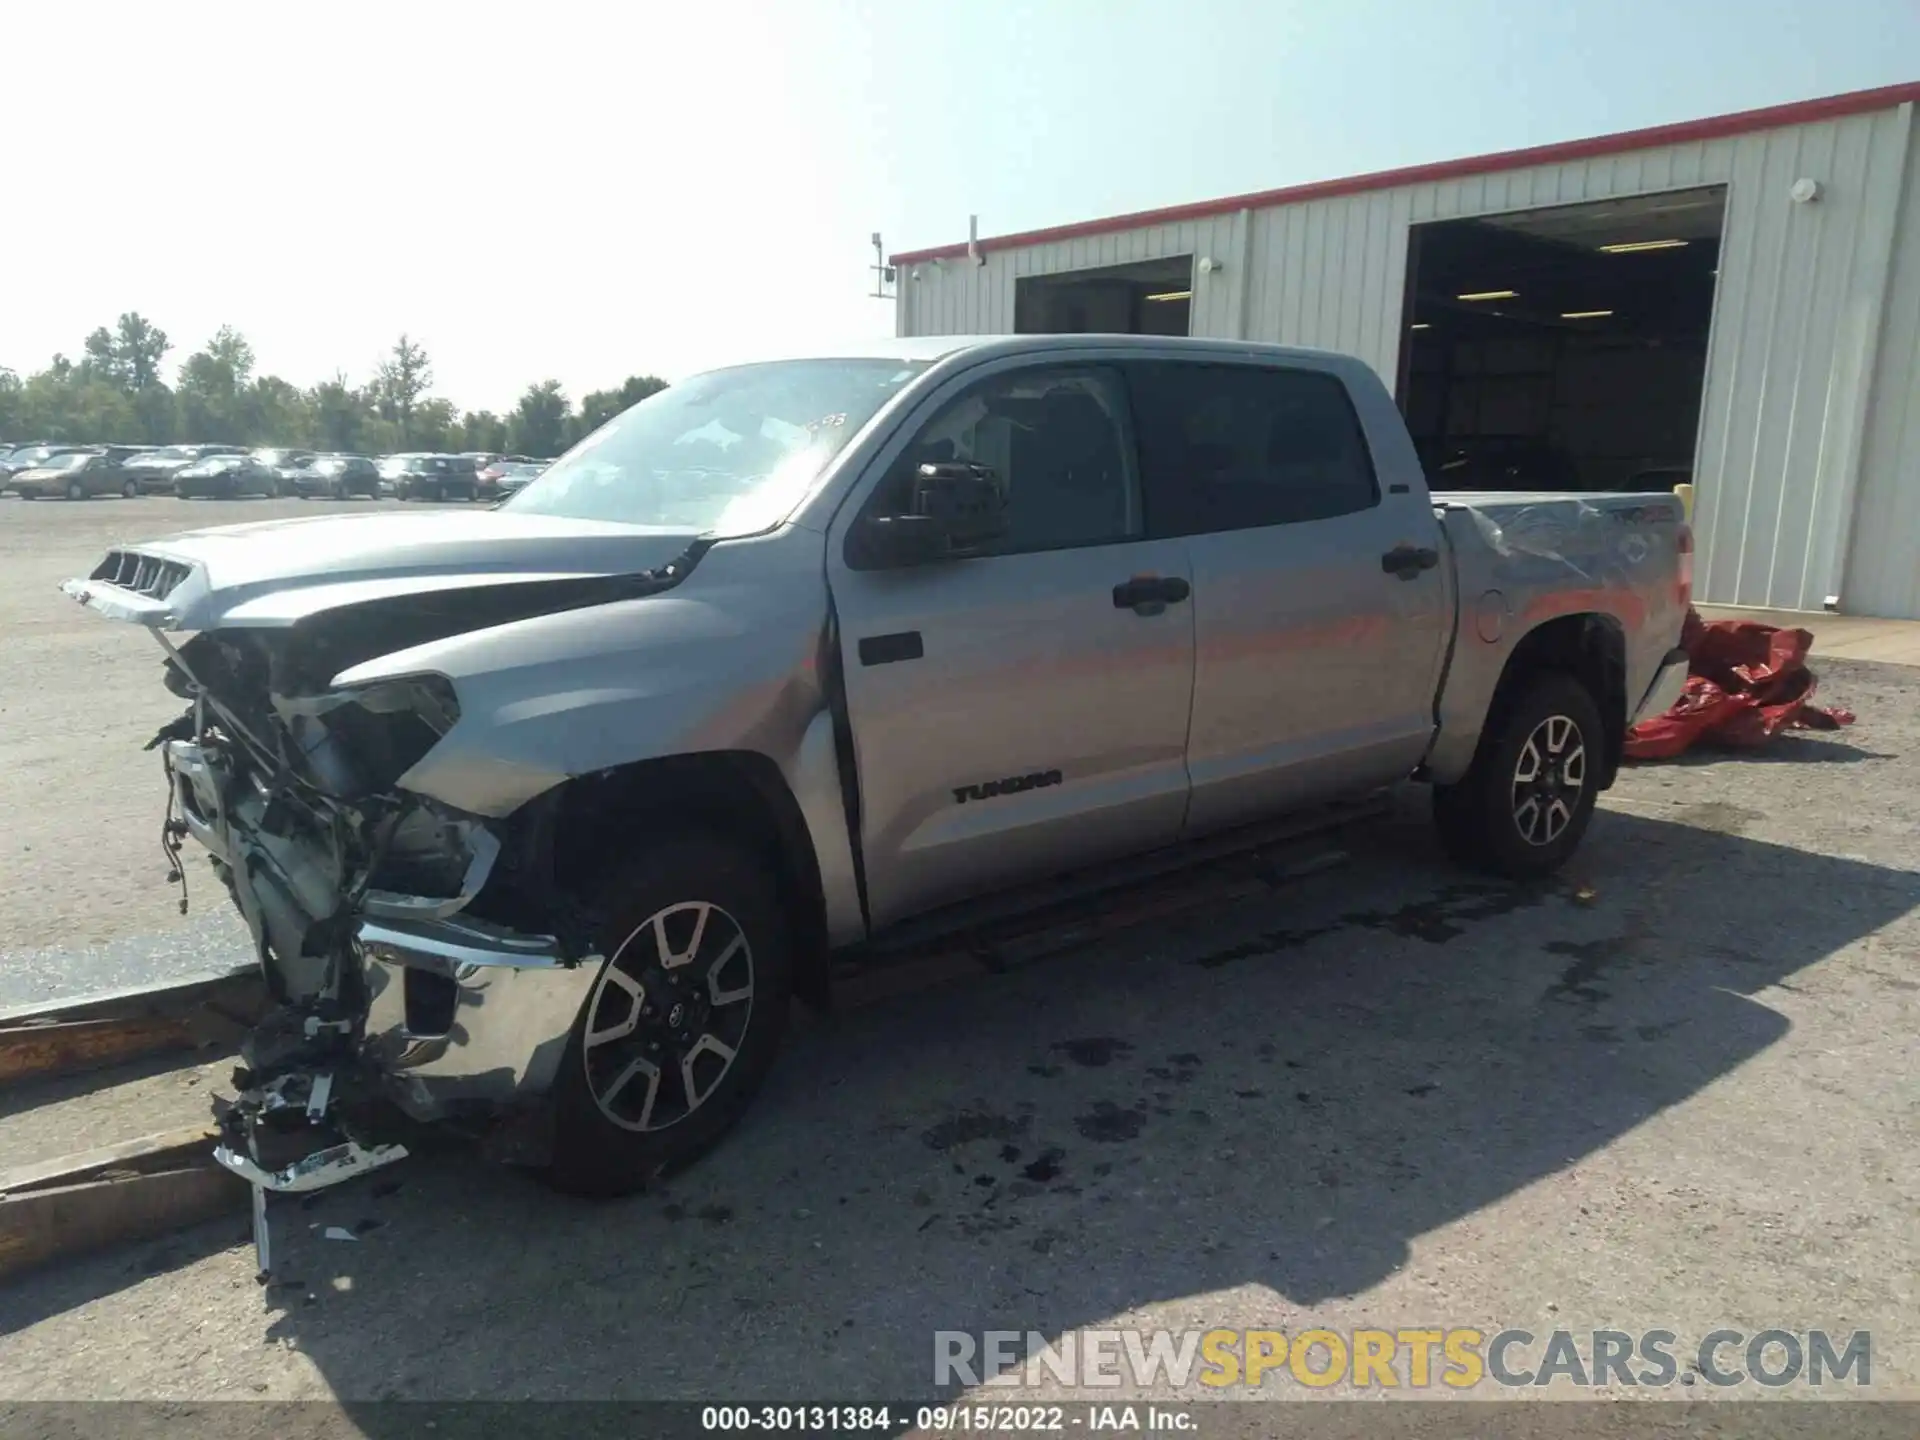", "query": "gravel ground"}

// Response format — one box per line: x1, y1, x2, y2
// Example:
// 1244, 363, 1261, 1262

0, 495, 417, 1004
0, 497, 1915, 1412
